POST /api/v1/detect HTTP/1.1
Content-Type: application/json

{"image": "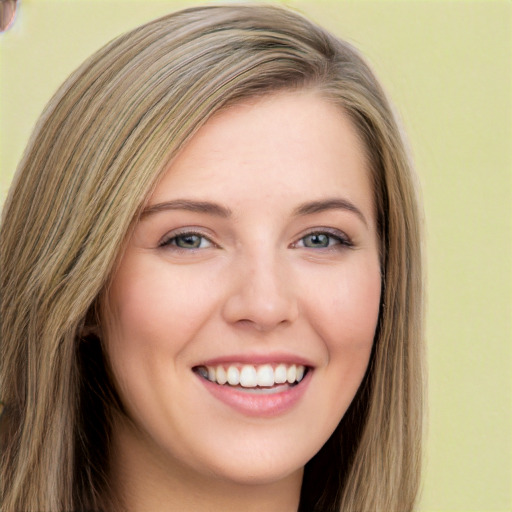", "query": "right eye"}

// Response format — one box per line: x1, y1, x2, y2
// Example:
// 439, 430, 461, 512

159, 232, 213, 250
300, 233, 337, 248
292, 228, 353, 251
